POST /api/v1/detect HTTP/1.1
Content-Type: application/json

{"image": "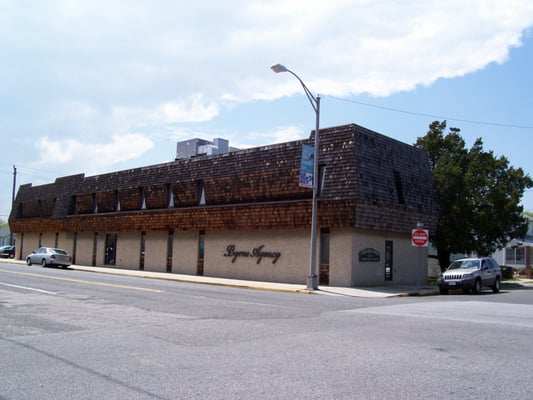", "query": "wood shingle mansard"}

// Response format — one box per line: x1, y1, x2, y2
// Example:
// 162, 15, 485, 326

9, 124, 438, 287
